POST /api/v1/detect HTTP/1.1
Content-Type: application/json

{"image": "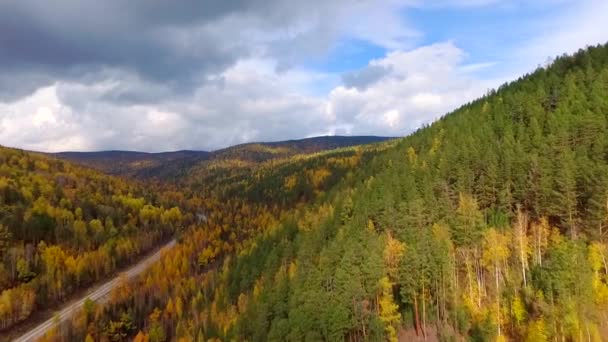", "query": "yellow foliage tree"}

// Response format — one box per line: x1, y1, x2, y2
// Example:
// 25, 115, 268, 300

384, 233, 405, 282
378, 276, 401, 342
